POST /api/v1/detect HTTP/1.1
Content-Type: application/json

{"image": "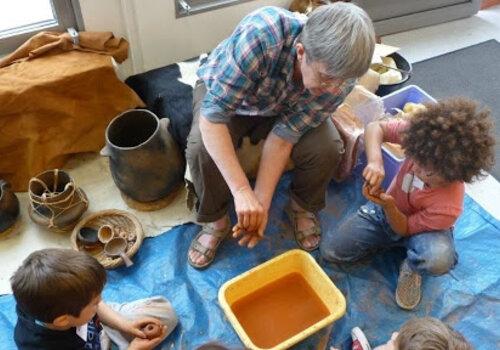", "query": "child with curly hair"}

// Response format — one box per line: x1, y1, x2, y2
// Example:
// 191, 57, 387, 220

321, 98, 495, 310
